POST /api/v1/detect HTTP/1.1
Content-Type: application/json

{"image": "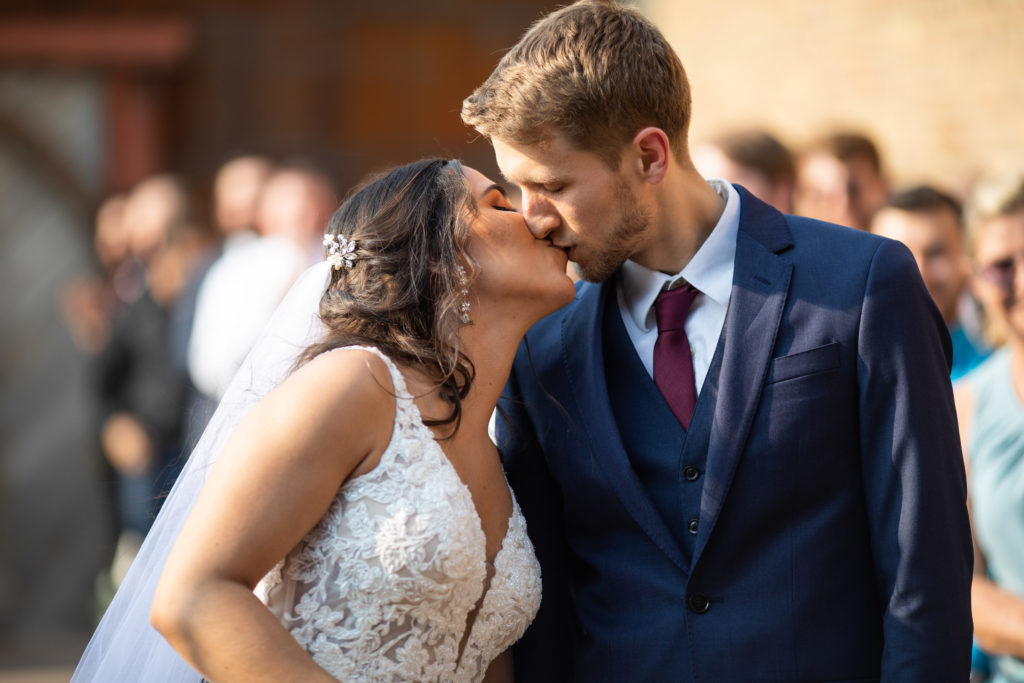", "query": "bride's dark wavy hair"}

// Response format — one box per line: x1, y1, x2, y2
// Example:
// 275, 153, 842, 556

297, 158, 478, 435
